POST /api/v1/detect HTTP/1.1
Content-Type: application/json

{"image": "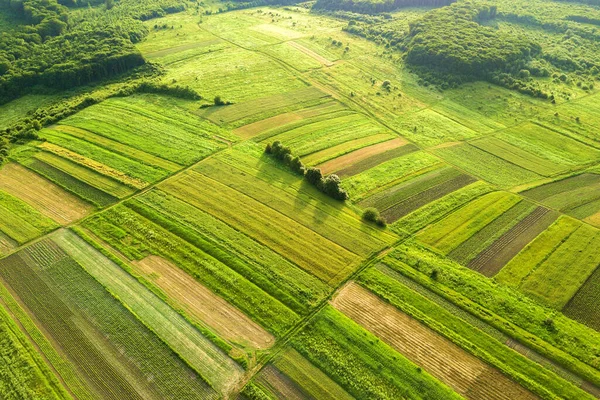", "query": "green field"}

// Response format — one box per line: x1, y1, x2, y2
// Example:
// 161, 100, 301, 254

0, 190, 58, 246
